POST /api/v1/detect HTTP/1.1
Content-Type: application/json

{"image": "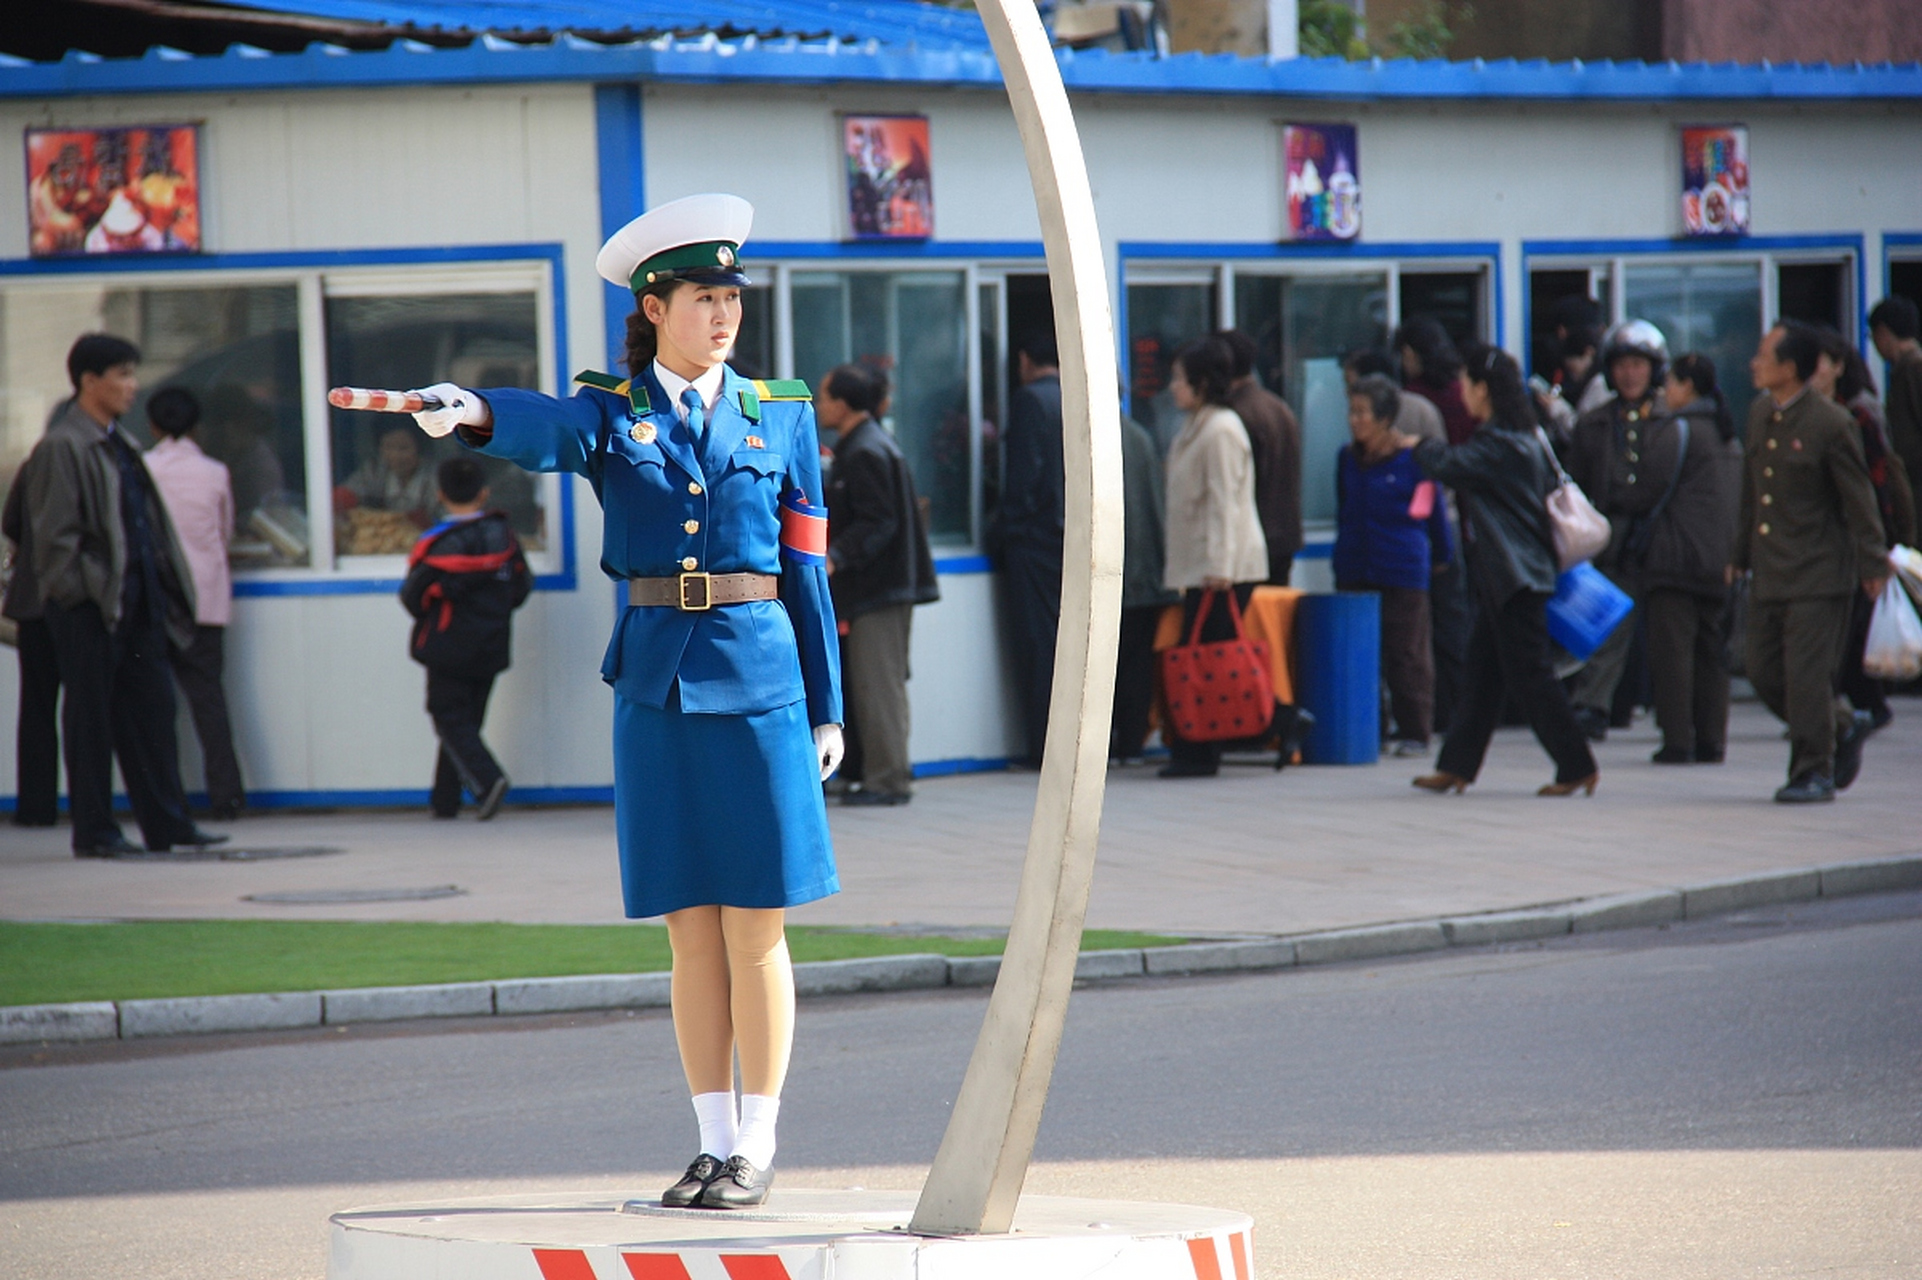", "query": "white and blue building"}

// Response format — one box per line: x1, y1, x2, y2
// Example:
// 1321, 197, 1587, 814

2, 1, 1919, 808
